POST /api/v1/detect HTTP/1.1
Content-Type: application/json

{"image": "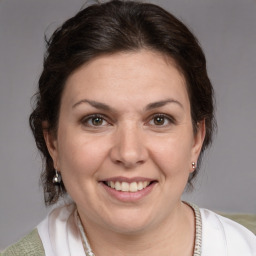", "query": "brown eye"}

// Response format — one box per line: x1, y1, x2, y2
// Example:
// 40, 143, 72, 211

148, 114, 175, 127
82, 114, 109, 127
153, 116, 165, 125
92, 117, 103, 126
